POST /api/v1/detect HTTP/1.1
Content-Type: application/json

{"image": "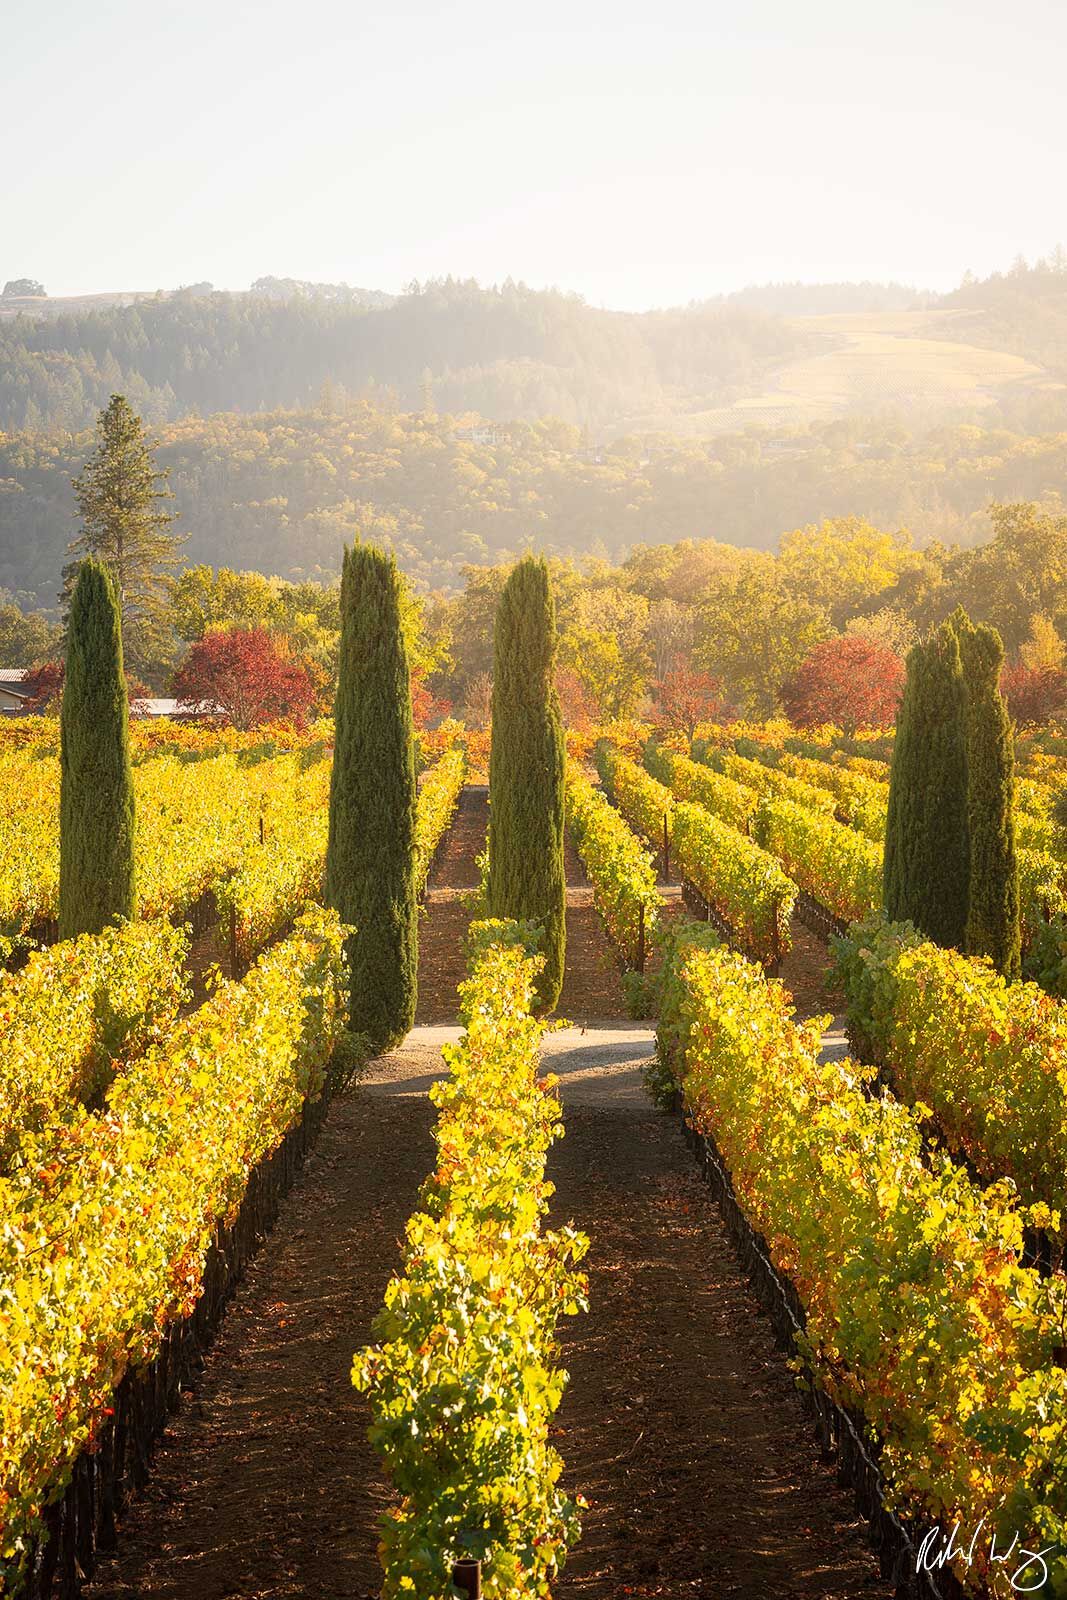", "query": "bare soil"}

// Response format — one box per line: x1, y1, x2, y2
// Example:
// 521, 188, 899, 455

778, 915, 839, 1021
549, 1098, 884, 1598
84, 787, 887, 1600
